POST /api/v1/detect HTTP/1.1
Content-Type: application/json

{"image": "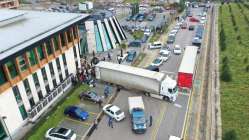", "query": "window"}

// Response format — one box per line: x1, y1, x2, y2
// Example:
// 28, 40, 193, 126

27, 49, 37, 66
18, 105, 28, 120
37, 45, 45, 60
73, 47, 77, 58
29, 97, 35, 108
32, 73, 40, 88
46, 40, 53, 55
45, 85, 50, 94
62, 54, 67, 65
60, 33, 66, 47
41, 68, 48, 82
53, 36, 60, 51
0, 122, 7, 140
6, 60, 18, 79
52, 79, 57, 87
56, 58, 61, 71
49, 62, 55, 76
65, 69, 69, 77
17, 55, 27, 71
73, 26, 78, 38
13, 86, 22, 104
67, 30, 73, 42
59, 74, 63, 82
37, 91, 43, 101
23, 79, 31, 96
0, 66, 7, 85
